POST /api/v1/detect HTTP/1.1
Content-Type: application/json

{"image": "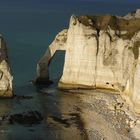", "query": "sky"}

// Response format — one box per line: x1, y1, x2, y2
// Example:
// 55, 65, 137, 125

0, 0, 140, 16
0, 0, 140, 8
